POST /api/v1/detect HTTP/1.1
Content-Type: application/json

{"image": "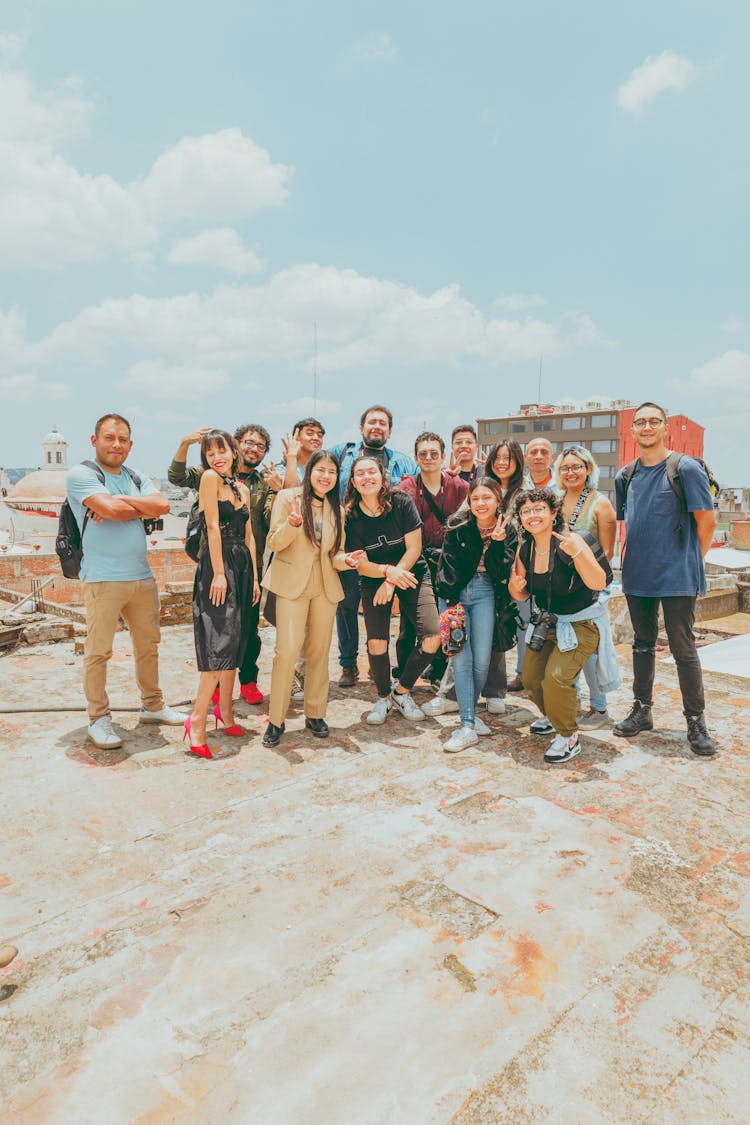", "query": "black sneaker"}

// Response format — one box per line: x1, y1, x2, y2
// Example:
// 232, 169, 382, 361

338, 666, 358, 688
613, 700, 653, 737
686, 714, 716, 757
